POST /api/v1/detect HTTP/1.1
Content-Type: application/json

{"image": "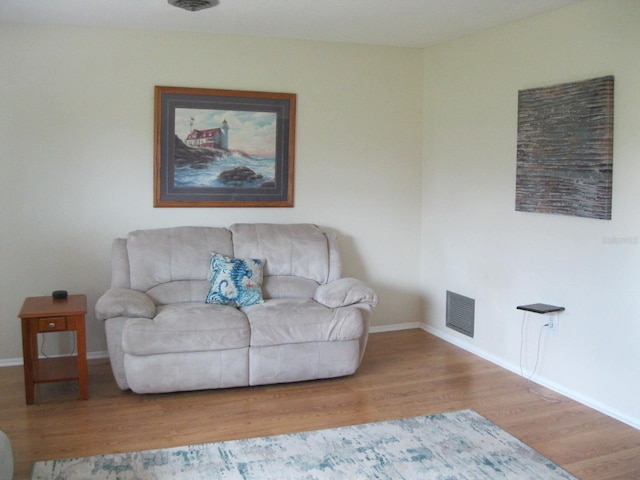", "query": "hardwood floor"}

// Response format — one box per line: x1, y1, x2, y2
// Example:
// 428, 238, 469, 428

1, 329, 639, 479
